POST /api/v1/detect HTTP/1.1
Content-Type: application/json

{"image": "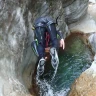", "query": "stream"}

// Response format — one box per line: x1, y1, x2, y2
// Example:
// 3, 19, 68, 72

35, 33, 93, 96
